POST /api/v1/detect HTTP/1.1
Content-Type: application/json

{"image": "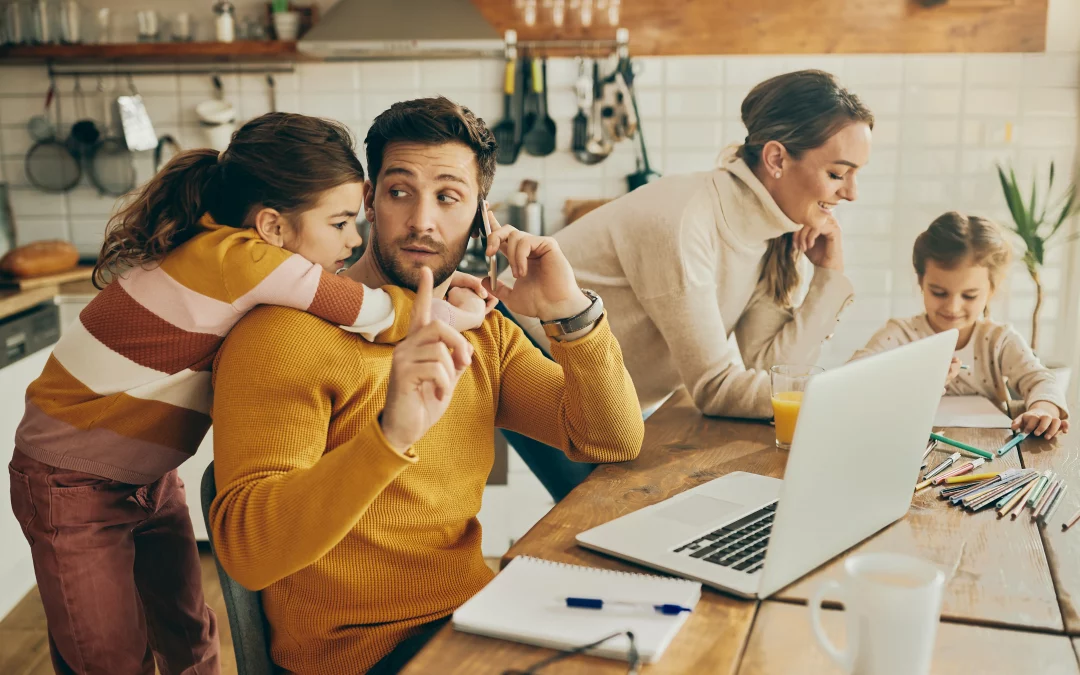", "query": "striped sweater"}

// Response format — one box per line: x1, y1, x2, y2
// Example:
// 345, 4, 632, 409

14, 216, 416, 485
